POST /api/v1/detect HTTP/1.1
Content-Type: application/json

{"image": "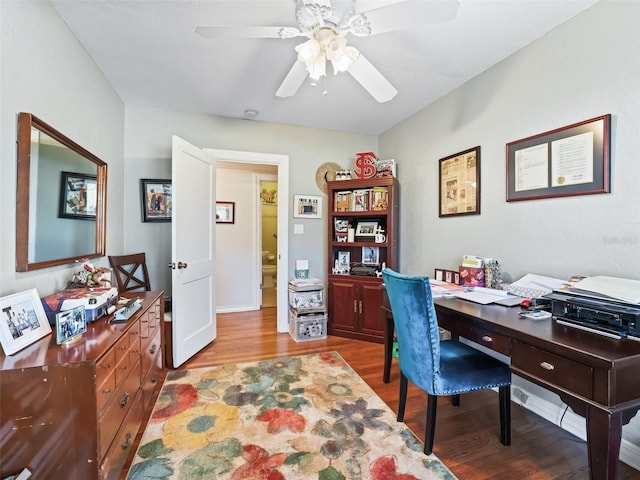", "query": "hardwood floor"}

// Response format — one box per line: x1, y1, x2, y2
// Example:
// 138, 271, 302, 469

123, 307, 639, 479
